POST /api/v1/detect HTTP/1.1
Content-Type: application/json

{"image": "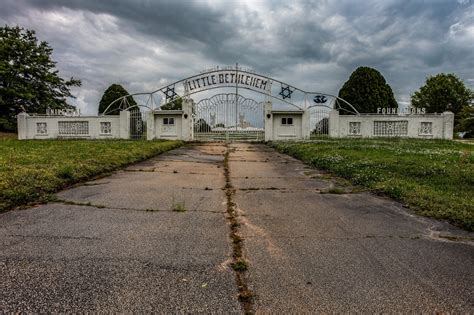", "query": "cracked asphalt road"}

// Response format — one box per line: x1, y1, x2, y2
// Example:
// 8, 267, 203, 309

1, 142, 473, 313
